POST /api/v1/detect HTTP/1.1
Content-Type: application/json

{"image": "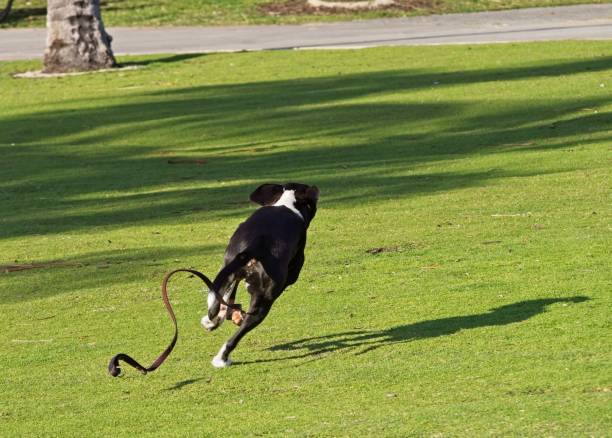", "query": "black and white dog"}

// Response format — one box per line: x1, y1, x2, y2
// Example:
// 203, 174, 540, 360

201, 183, 319, 367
